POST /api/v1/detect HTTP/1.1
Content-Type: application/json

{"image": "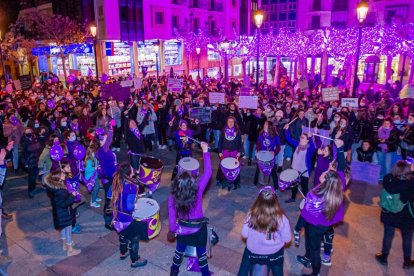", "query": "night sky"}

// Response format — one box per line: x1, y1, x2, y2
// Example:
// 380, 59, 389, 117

0, 0, 20, 34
